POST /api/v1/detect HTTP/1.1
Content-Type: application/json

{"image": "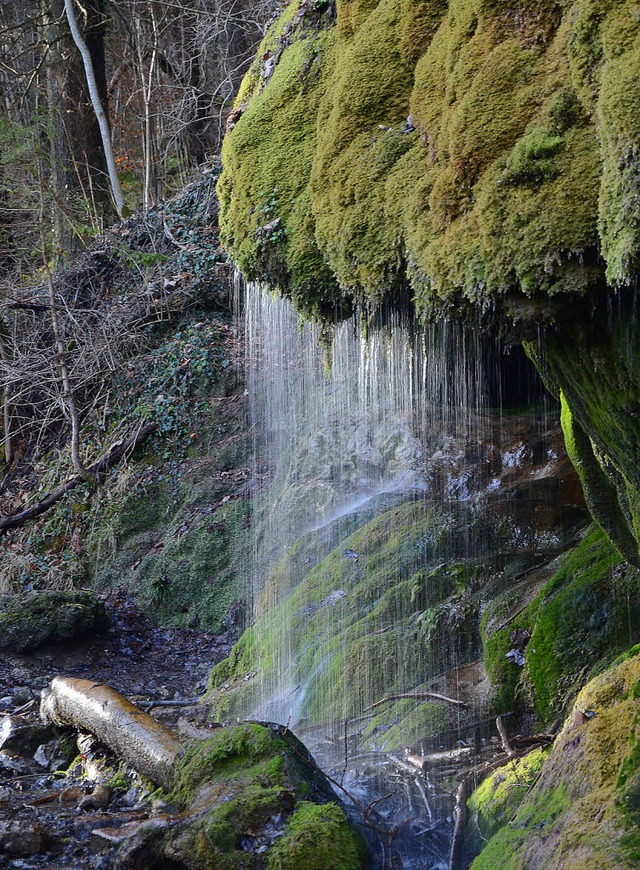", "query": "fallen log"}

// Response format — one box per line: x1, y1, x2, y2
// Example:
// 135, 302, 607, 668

40, 677, 182, 789
0, 422, 156, 533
